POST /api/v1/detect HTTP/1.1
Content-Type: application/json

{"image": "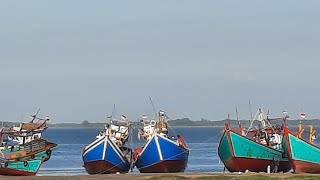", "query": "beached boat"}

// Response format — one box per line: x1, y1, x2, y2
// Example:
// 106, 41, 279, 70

133, 111, 189, 173
0, 112, 57, 162
2, 109, 50, 145
0, 111, 57, 176
218, 109, 291, 173
0, 131, 57, 163
283, 121, 320, 173
0, 158, 42, 176
82, 115, 132, 174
